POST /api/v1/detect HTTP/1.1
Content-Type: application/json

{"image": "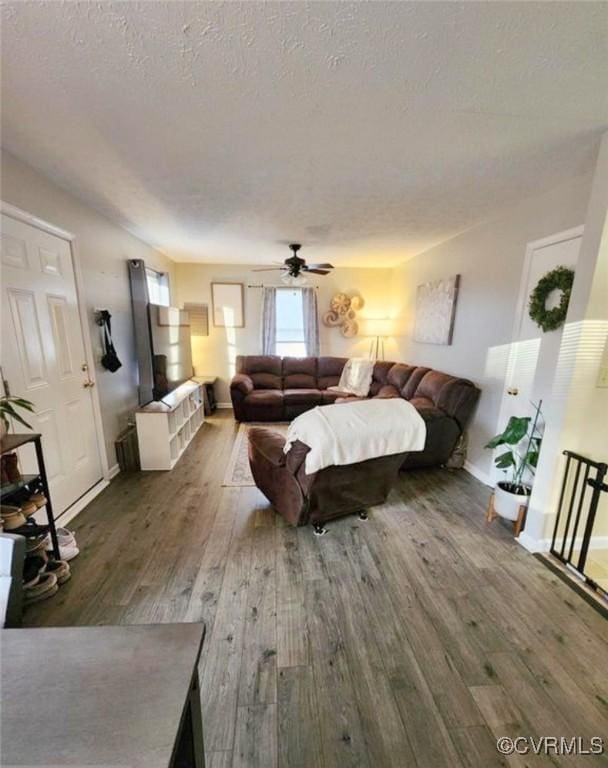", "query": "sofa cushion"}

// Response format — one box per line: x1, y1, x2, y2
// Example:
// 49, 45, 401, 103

250, 372, 282, 390
244, 389, 284, 419
283, 357, 317, 389
401, 366, 431, 400
387, 363, 416, 391
436, 378, 479, 429
283, 388, 322, 406
317, 357, 347, 390
369, 361, 395, 395
237, 355, 283, 390
414, 370, 456, 405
